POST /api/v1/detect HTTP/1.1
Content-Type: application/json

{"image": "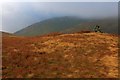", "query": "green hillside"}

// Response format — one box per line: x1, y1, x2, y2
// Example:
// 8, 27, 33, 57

15, 16, 87, 36
63, 18, 118, 34
14, 16, 118, 36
